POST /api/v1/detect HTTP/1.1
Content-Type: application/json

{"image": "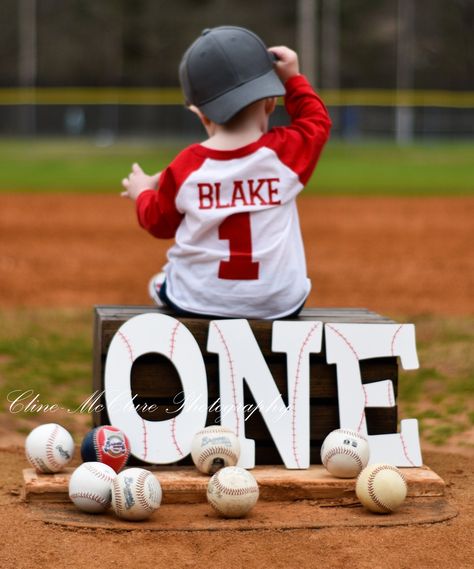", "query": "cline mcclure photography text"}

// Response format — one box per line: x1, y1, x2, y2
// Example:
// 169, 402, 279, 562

6, 389, 288, 422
